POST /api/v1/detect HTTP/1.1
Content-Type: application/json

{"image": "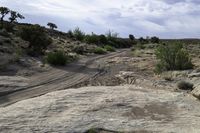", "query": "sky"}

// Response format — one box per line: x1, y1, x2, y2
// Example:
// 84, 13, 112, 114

1, 0, 200, 38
